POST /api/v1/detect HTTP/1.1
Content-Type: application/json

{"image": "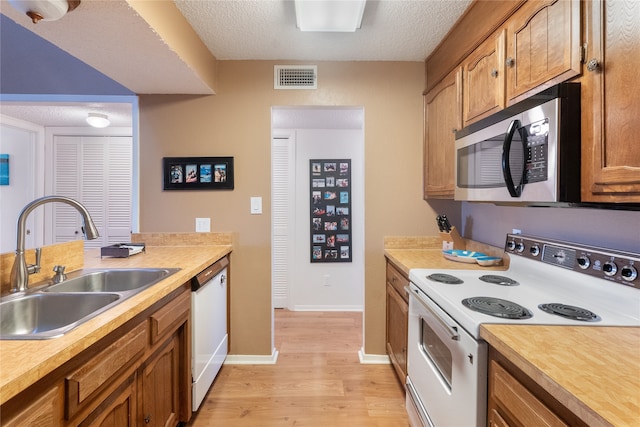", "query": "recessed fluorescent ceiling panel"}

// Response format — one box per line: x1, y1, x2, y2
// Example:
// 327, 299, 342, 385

295, 0, 366, 32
